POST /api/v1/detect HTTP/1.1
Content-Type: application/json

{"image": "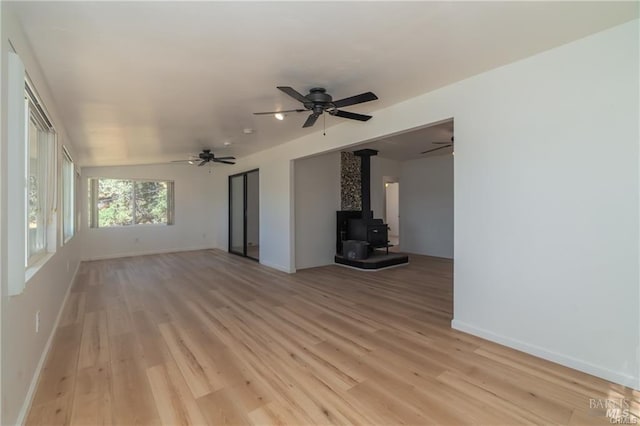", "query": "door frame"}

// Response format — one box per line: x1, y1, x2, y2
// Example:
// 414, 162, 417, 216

385, 181, 400, 239
228, 168, 259, 261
